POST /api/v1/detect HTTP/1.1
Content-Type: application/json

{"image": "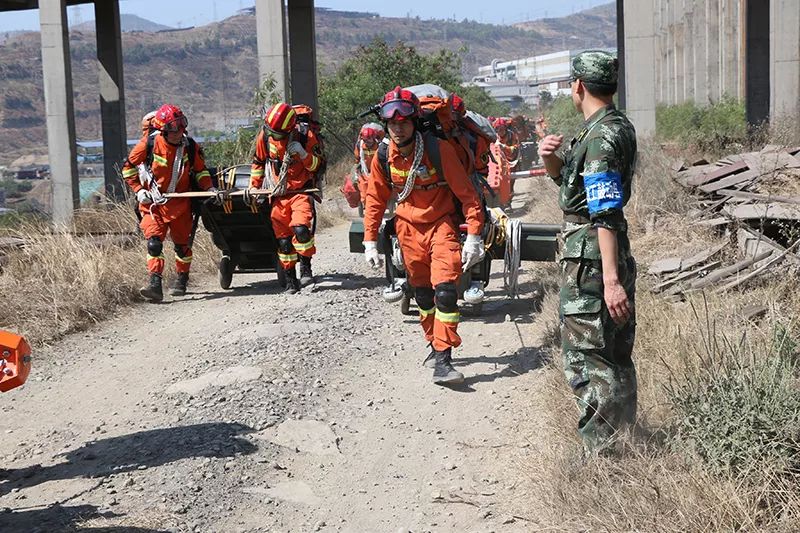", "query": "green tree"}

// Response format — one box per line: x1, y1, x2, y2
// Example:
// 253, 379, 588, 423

318, 38, 509, 161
